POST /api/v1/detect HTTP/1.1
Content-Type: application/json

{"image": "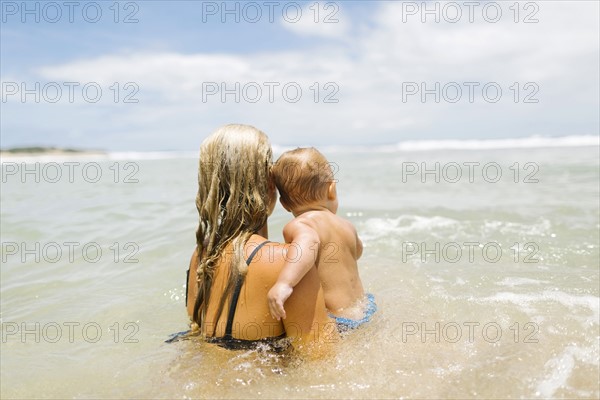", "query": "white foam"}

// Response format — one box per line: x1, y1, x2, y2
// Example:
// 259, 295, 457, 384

478, 291, 600, 325
359, 215, 459, 241
455, 277, 467, 286
536, 347, 576, 398
393, 135, 599, 152
536, 345, 599, 398
484, 219, 552, 237
495, 277, 548, 287
3, 135, 597, 162
276, 135, 599, 153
